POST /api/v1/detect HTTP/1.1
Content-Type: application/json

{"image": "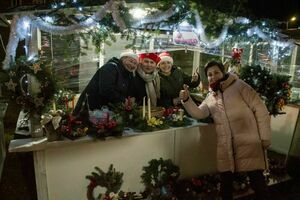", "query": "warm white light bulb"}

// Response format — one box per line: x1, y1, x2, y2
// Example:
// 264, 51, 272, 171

129, 8, 147, 19
44, 16, 54, 23
23, 21, 30, 29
